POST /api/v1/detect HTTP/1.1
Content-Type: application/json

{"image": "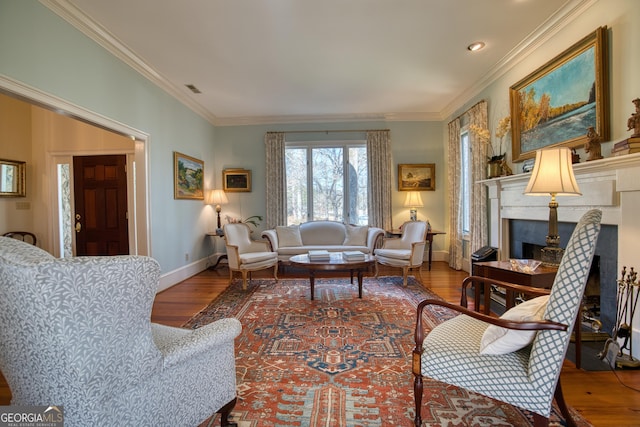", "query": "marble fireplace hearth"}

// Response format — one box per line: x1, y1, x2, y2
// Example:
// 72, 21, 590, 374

482, 153, 640, 360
